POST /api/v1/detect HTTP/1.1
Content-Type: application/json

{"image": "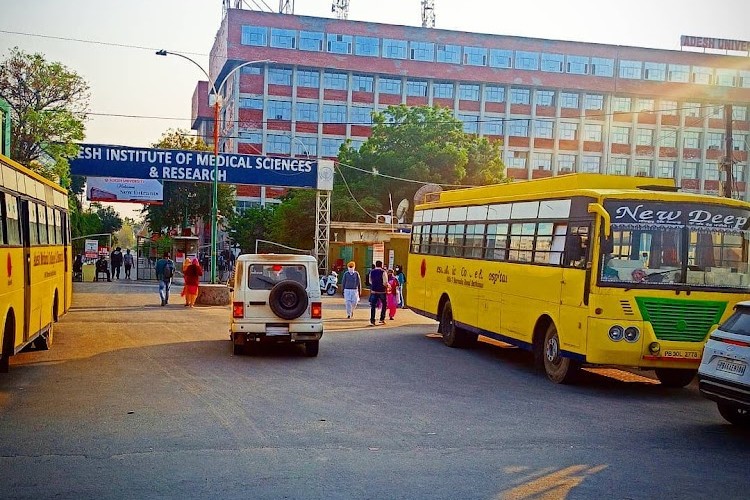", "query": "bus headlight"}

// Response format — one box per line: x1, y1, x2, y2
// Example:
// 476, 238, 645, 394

624, 327, 640, 342
608, 325, 624, 341
649, 342, 661, 354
